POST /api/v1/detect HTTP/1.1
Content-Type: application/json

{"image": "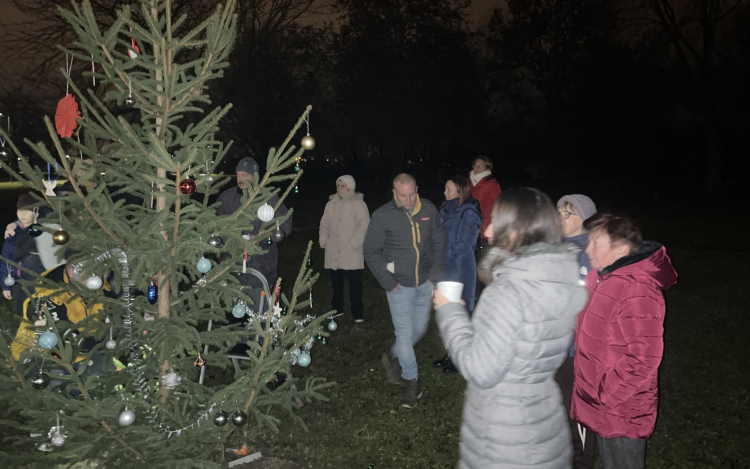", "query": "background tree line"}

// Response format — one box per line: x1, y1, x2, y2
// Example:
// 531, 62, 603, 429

1, 0, 749, 197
